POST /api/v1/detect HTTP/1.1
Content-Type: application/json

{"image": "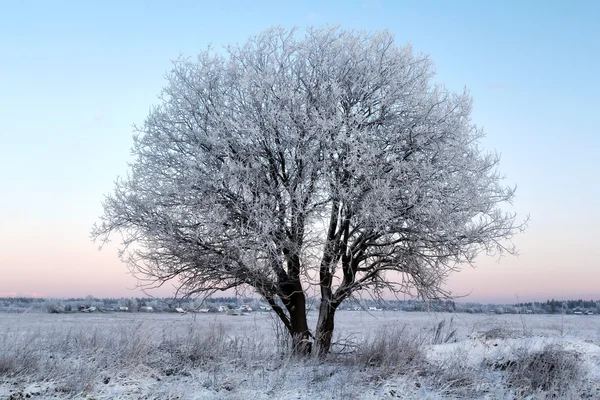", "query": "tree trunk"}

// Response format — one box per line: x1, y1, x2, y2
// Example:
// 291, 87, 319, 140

315, 299, 336, 356
285, 288, 312, 355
